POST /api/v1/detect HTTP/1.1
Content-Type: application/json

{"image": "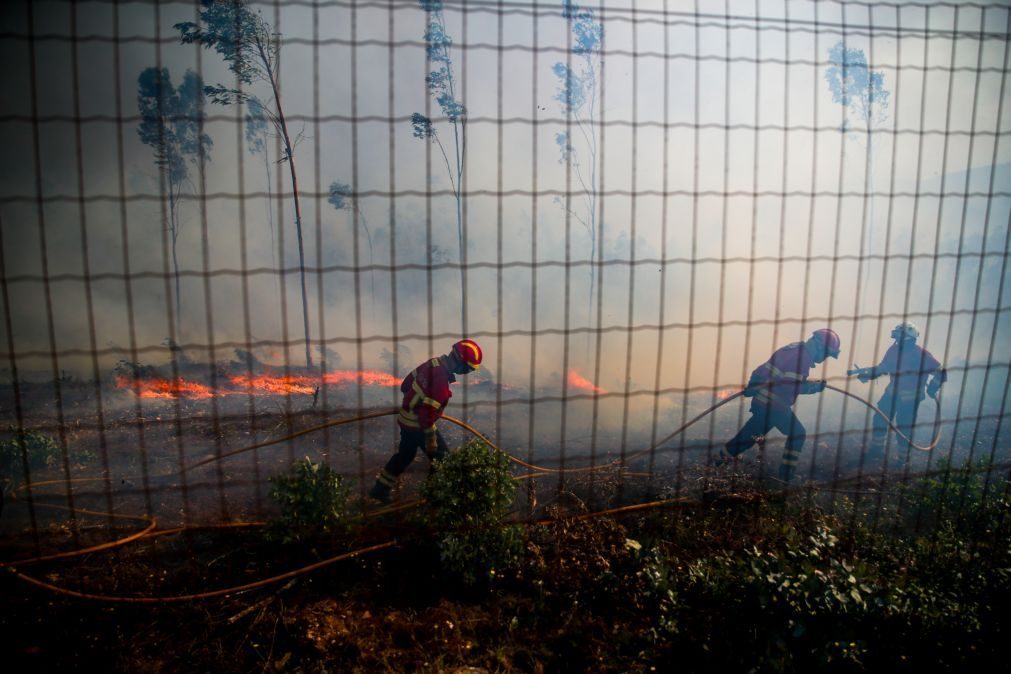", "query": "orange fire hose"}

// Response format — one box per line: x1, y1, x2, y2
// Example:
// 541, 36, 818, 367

825, 384, 943, 452
2, 384, 946, 602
